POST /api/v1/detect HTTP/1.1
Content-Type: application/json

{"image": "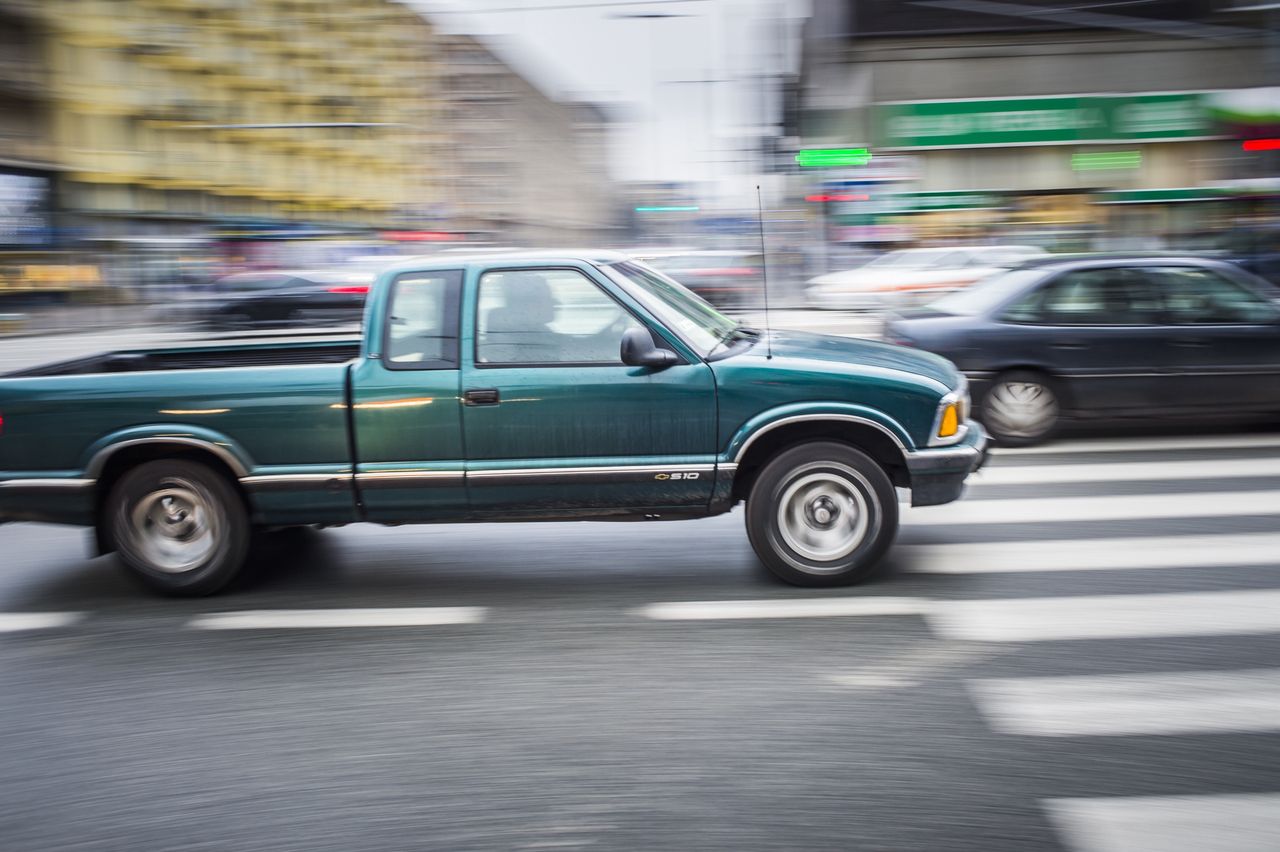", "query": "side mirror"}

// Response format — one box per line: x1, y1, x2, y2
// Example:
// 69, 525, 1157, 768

620, 326, 678, 368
